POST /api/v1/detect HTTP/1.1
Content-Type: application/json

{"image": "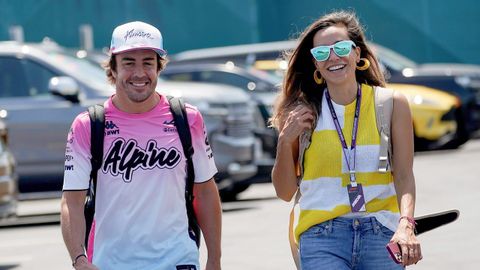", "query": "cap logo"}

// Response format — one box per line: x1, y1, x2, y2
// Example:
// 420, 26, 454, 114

124, 29, 154, 42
